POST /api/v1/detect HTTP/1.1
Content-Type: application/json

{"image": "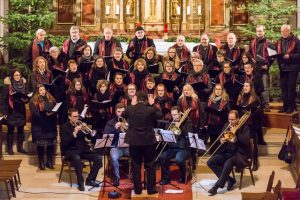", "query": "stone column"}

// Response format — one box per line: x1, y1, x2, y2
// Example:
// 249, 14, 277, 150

136, 0, 140, 23
0, 0, 8, 62
298, 0, 300, 29
119, 0, 125, 32
166, 0, 170, 23
182, 0, 187, 32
